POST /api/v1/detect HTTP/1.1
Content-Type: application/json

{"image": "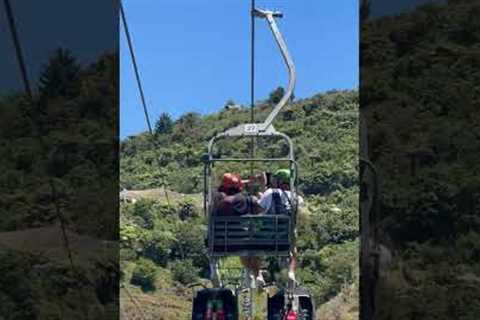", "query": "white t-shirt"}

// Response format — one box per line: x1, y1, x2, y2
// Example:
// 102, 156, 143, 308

258, 188, 304, 213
